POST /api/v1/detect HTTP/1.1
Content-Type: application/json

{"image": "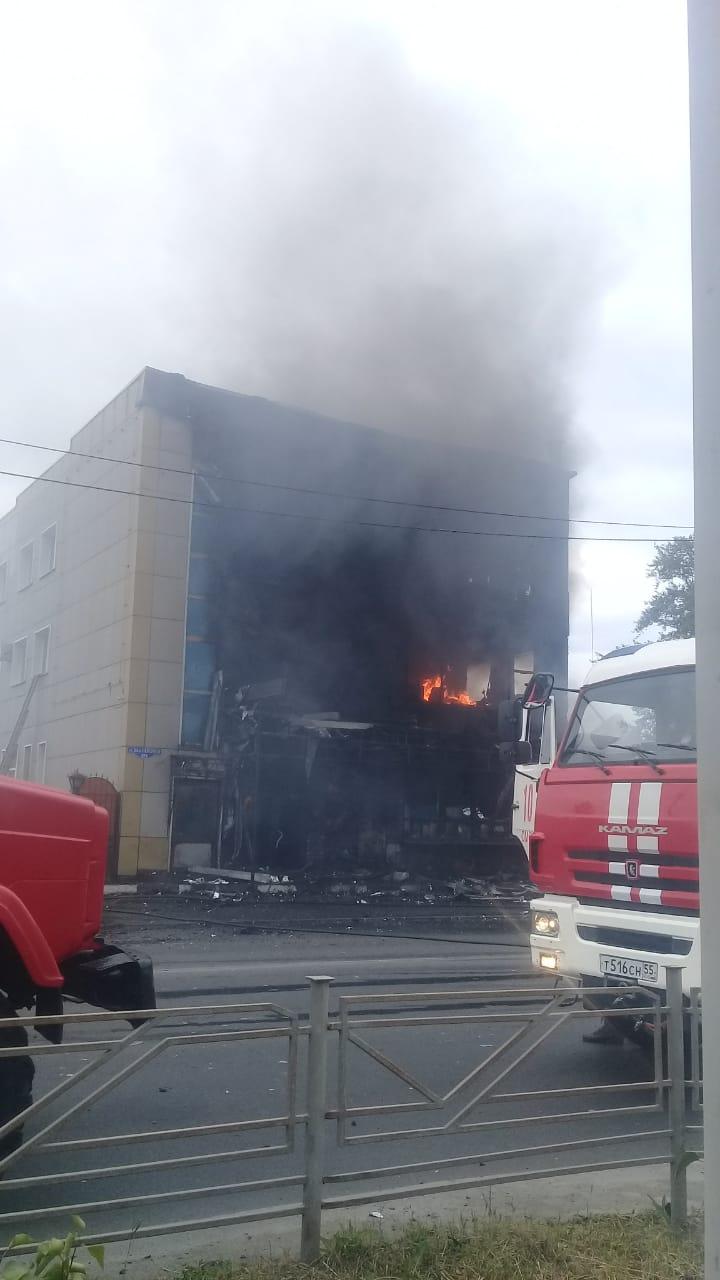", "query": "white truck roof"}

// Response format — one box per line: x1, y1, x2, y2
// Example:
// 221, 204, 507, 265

583, 637, 695, 688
